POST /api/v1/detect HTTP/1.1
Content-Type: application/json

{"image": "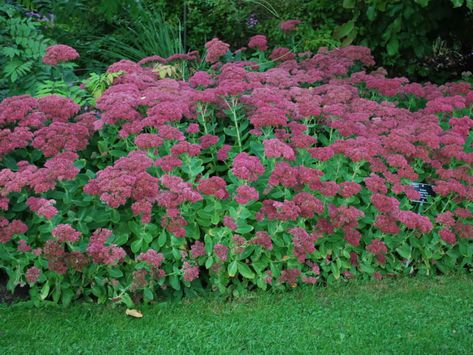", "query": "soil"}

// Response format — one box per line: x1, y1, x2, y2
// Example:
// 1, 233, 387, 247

0, 269, 29, 304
